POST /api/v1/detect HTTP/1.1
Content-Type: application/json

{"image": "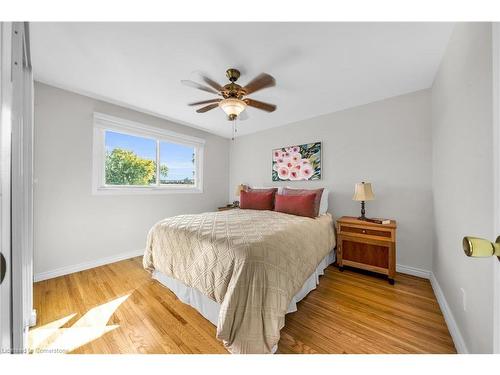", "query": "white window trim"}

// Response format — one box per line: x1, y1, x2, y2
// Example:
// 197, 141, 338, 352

92, 112, 205, 195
